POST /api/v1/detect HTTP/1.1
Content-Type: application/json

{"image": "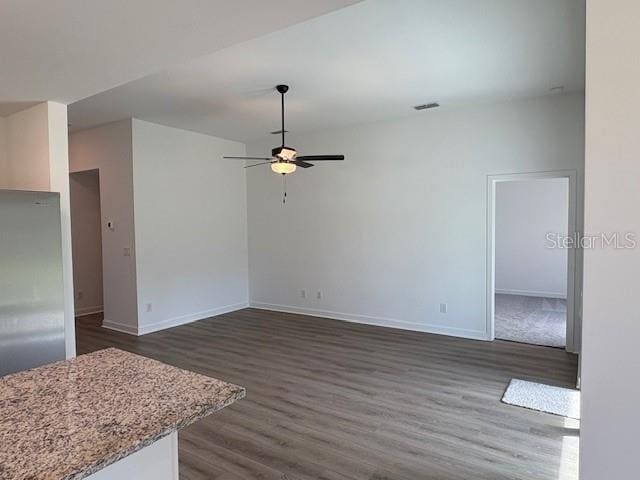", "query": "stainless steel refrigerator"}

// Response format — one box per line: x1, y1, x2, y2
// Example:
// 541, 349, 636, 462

0, 190, 66, 376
